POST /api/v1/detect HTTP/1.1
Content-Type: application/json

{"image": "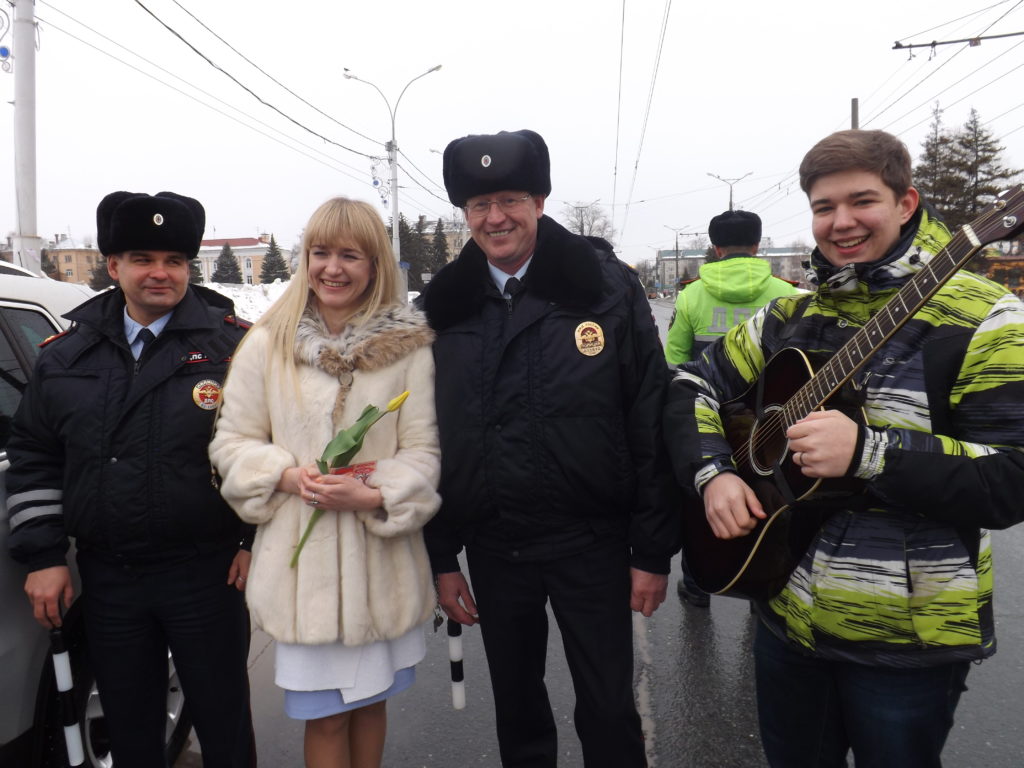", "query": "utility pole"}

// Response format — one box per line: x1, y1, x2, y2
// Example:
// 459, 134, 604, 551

707, 172, 752, 211
664, 225, 688, 292
344, 64, 441, 296
569, 199, 601, 236
851, 97, 859, 129
10, 0, 43, 273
